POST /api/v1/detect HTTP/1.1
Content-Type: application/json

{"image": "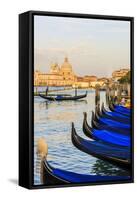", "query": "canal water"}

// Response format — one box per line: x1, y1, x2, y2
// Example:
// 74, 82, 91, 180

34, 88, 129, 185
